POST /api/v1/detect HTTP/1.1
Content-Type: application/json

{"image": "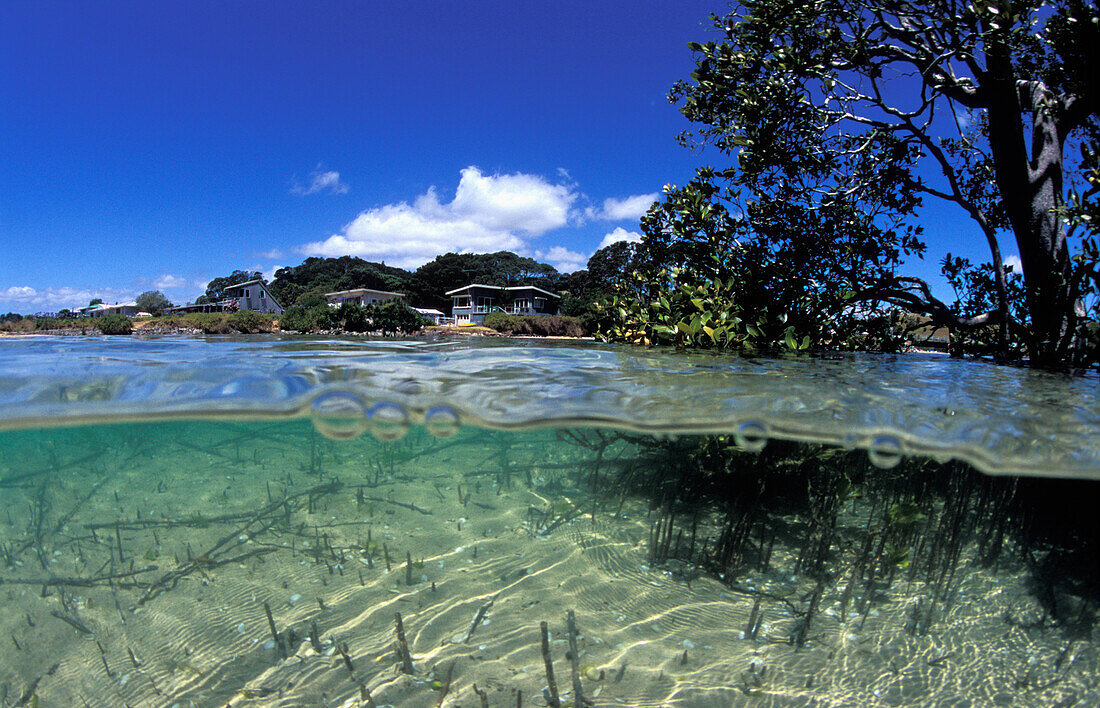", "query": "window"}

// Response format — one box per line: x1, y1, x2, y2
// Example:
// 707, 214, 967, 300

454, 296, 470, 309
259, 290, 265, 299
244, 289, 250, 298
